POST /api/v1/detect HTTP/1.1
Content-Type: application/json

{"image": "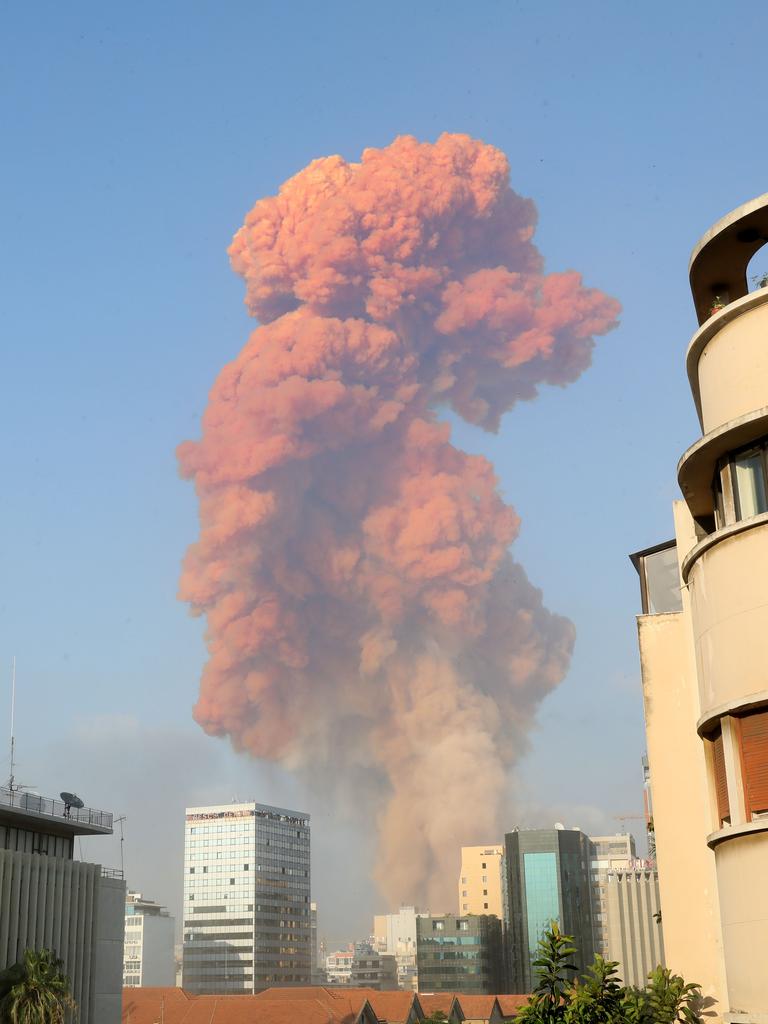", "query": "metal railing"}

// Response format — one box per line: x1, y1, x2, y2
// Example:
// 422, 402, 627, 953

0, 786, 113, 830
